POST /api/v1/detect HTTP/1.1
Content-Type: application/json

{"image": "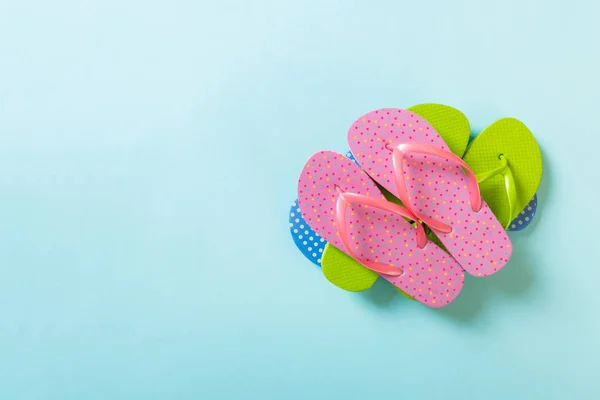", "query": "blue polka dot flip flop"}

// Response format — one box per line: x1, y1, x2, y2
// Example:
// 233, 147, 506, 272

289, 200, 326, 266
508, 194, 537, 231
